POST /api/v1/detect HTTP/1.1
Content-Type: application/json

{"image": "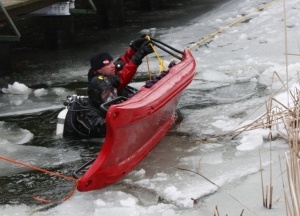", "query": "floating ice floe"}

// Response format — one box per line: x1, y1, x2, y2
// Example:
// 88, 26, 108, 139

33, 88, 48, 97
2, 82, 32, 95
